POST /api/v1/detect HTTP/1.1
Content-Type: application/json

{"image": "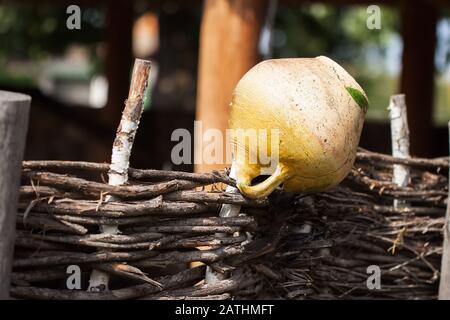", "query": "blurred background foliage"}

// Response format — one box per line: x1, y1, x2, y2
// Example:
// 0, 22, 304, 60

0, 4, 104, 59
0, 3, 104, 89
0, 2, 449, 123
273, 4, 401, 121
